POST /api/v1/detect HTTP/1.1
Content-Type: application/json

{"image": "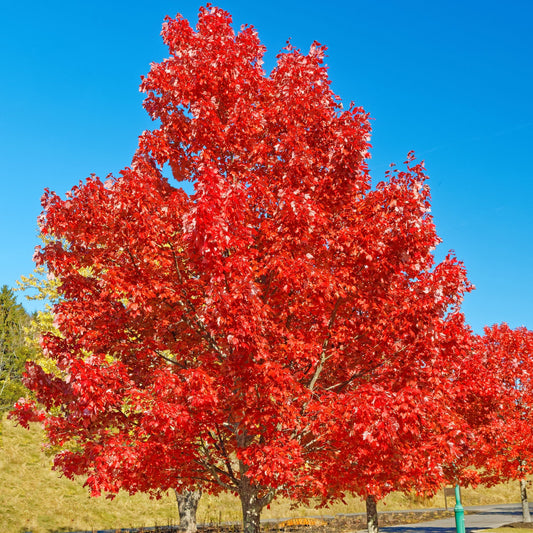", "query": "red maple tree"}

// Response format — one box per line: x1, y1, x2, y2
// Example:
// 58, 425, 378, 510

472, 324, 533, 522
14, 6, 481, 533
